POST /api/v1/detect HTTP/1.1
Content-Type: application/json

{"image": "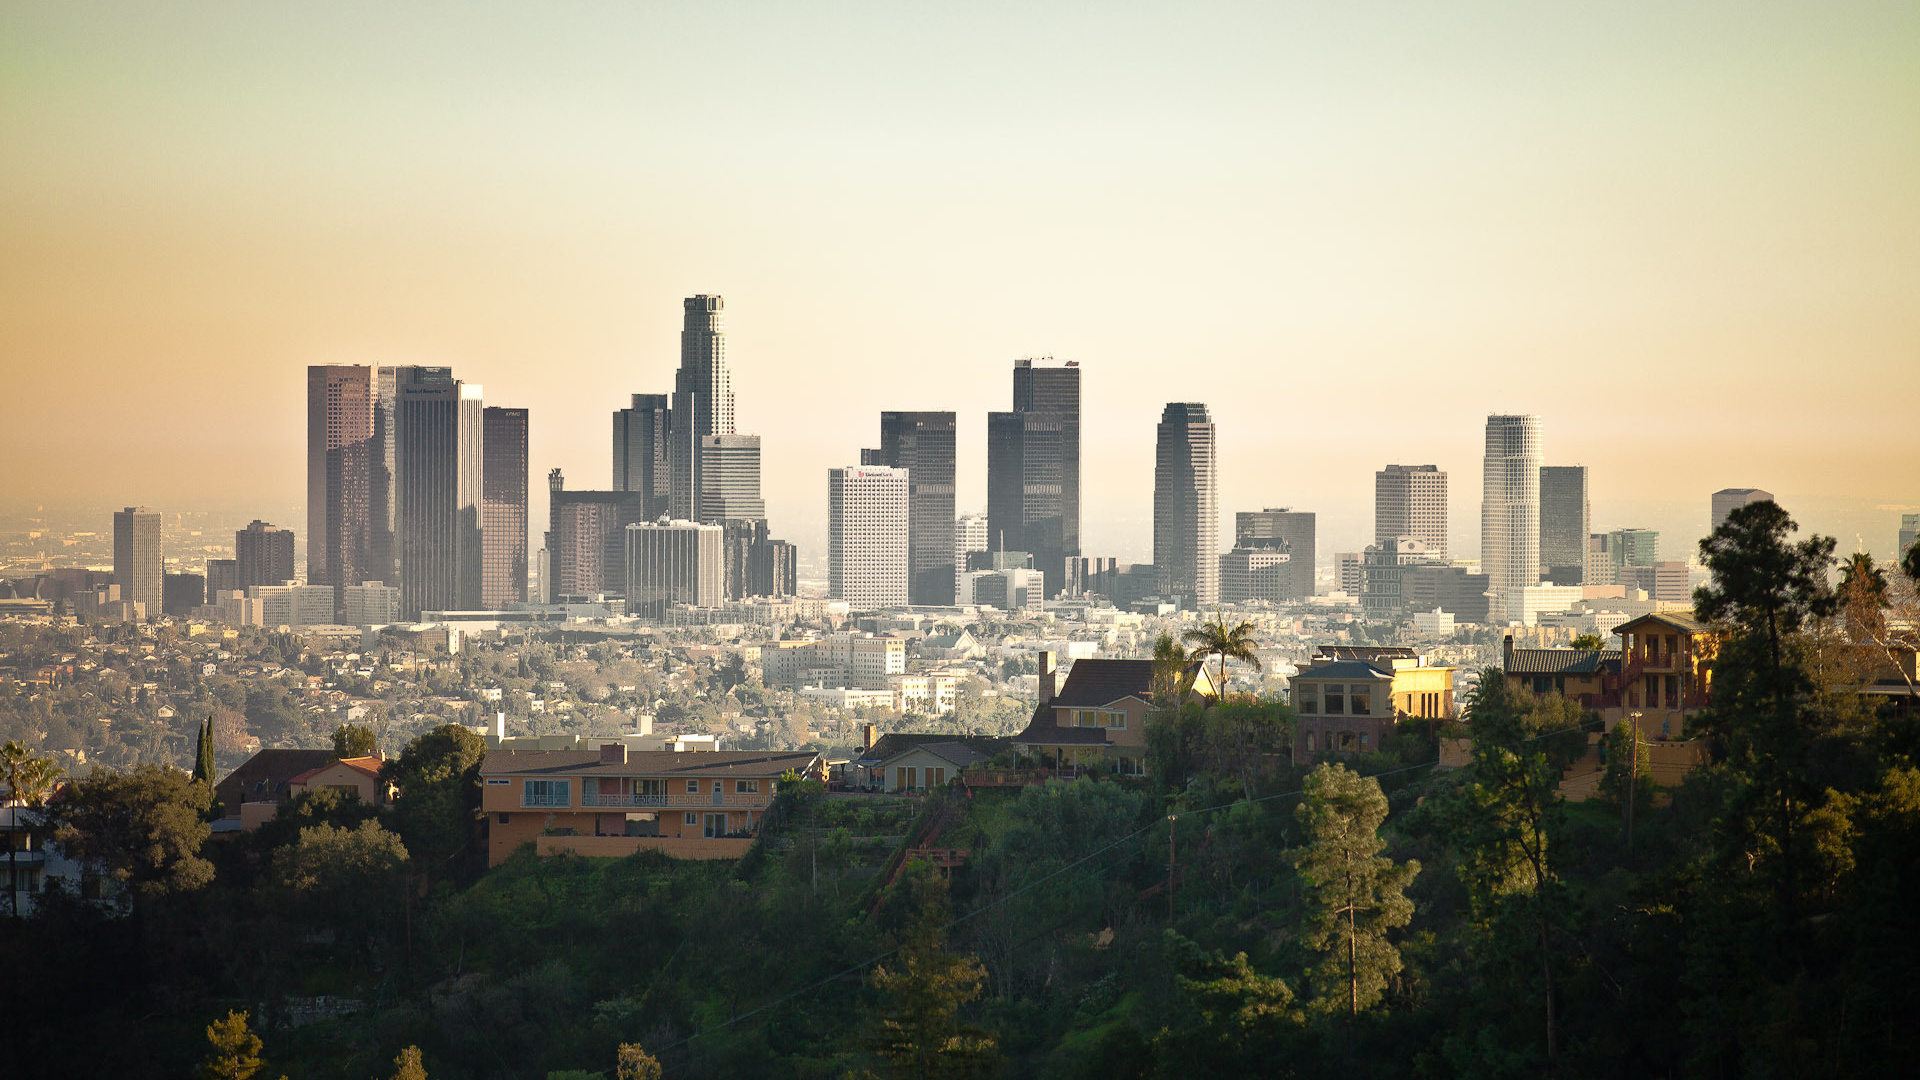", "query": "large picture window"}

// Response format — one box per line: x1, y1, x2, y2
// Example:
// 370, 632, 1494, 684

1325, 687, 1345, 715
1349, 684, 1372, 716
1297, 686, 1319, 714
522, 779, 569, 808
